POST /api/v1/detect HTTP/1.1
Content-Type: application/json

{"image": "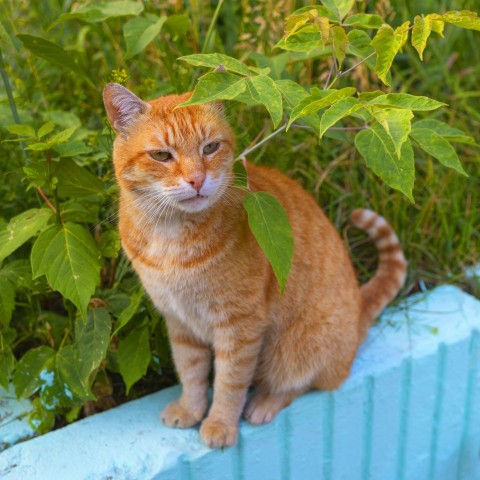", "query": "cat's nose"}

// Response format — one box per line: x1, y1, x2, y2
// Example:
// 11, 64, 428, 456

186, 172, 206, 193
